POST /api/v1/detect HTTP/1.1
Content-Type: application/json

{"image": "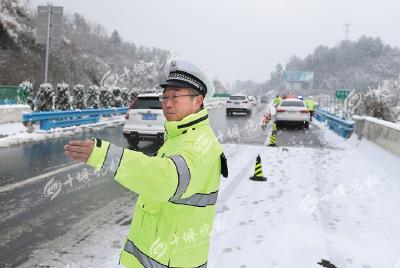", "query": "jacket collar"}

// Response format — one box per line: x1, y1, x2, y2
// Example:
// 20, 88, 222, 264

164, 109, 209, 138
